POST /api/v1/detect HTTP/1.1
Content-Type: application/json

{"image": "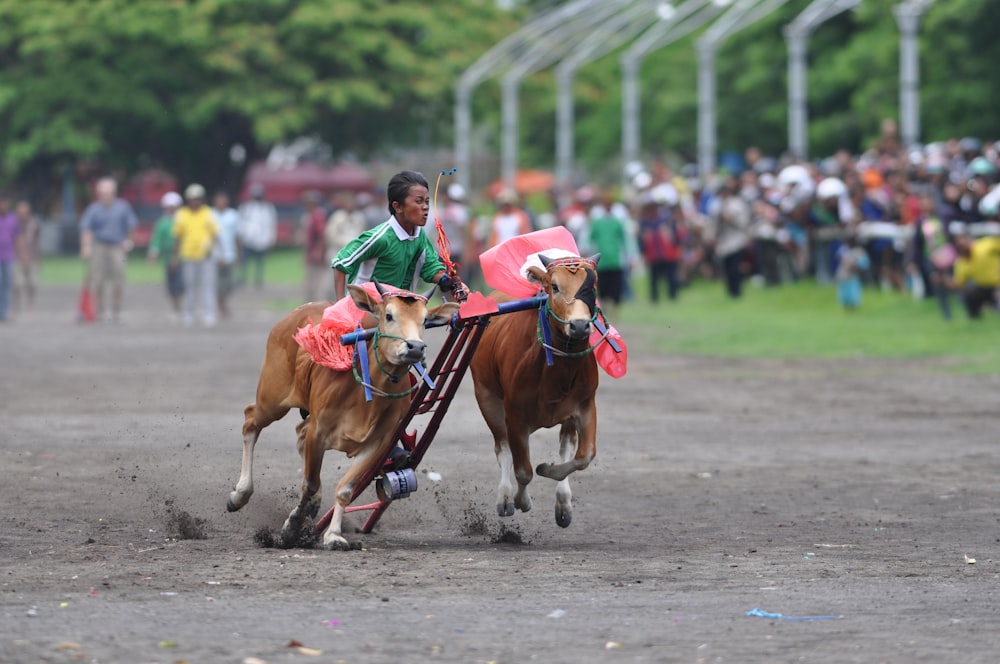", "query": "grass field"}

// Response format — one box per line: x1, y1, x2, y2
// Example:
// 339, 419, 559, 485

40, 251, 1000, 371
619, 277, 1000, 372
